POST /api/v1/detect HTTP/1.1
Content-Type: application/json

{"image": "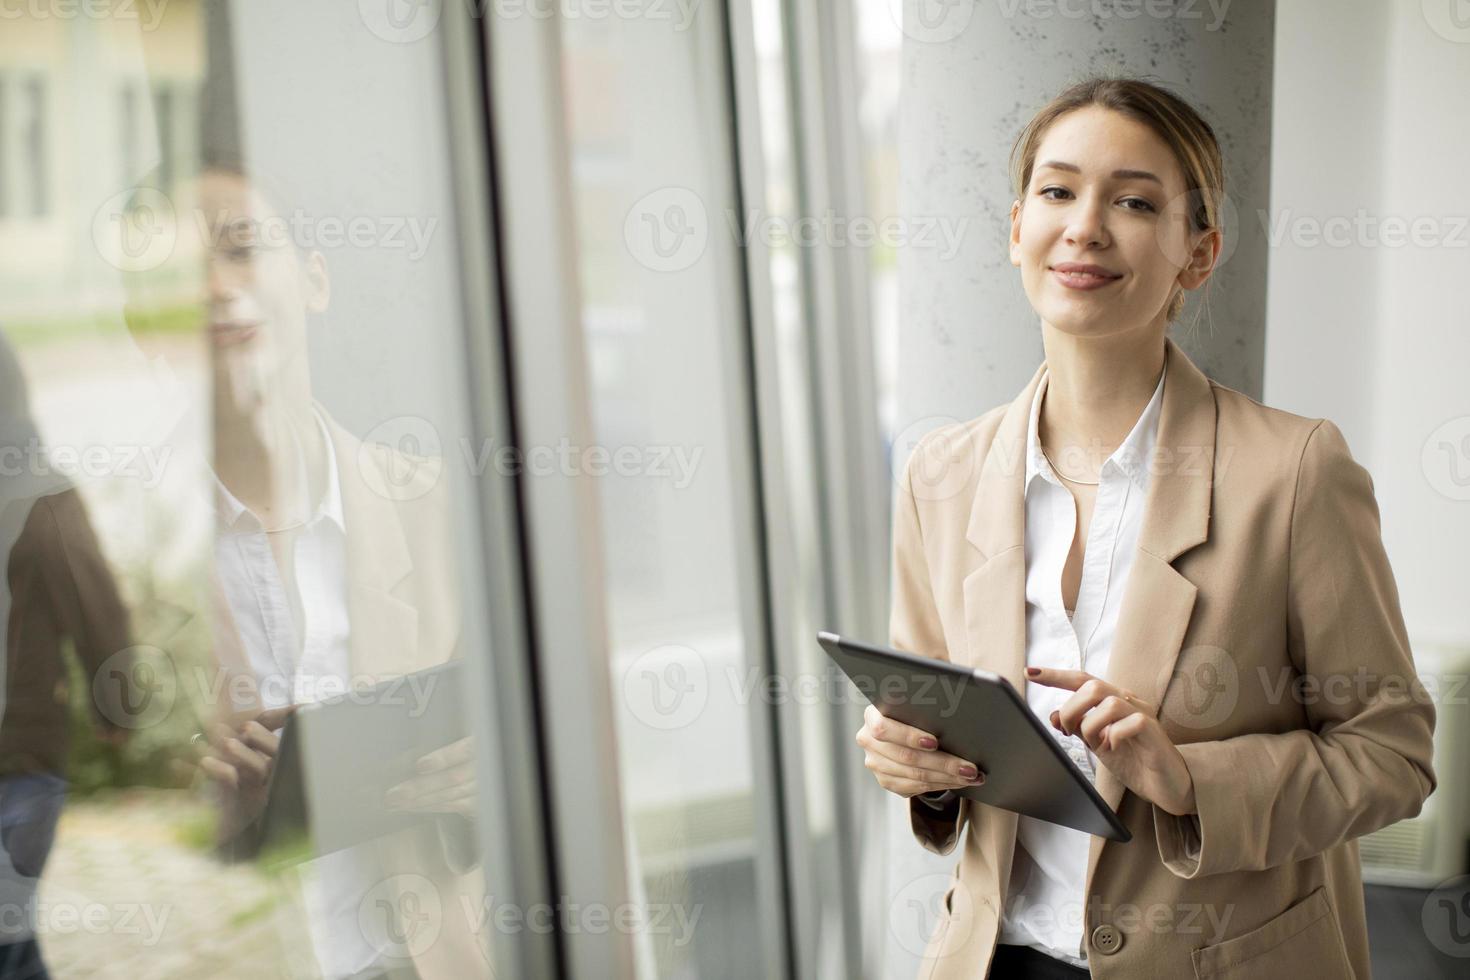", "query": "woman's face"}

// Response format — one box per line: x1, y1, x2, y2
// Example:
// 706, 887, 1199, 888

1009, 105, 1217, 339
